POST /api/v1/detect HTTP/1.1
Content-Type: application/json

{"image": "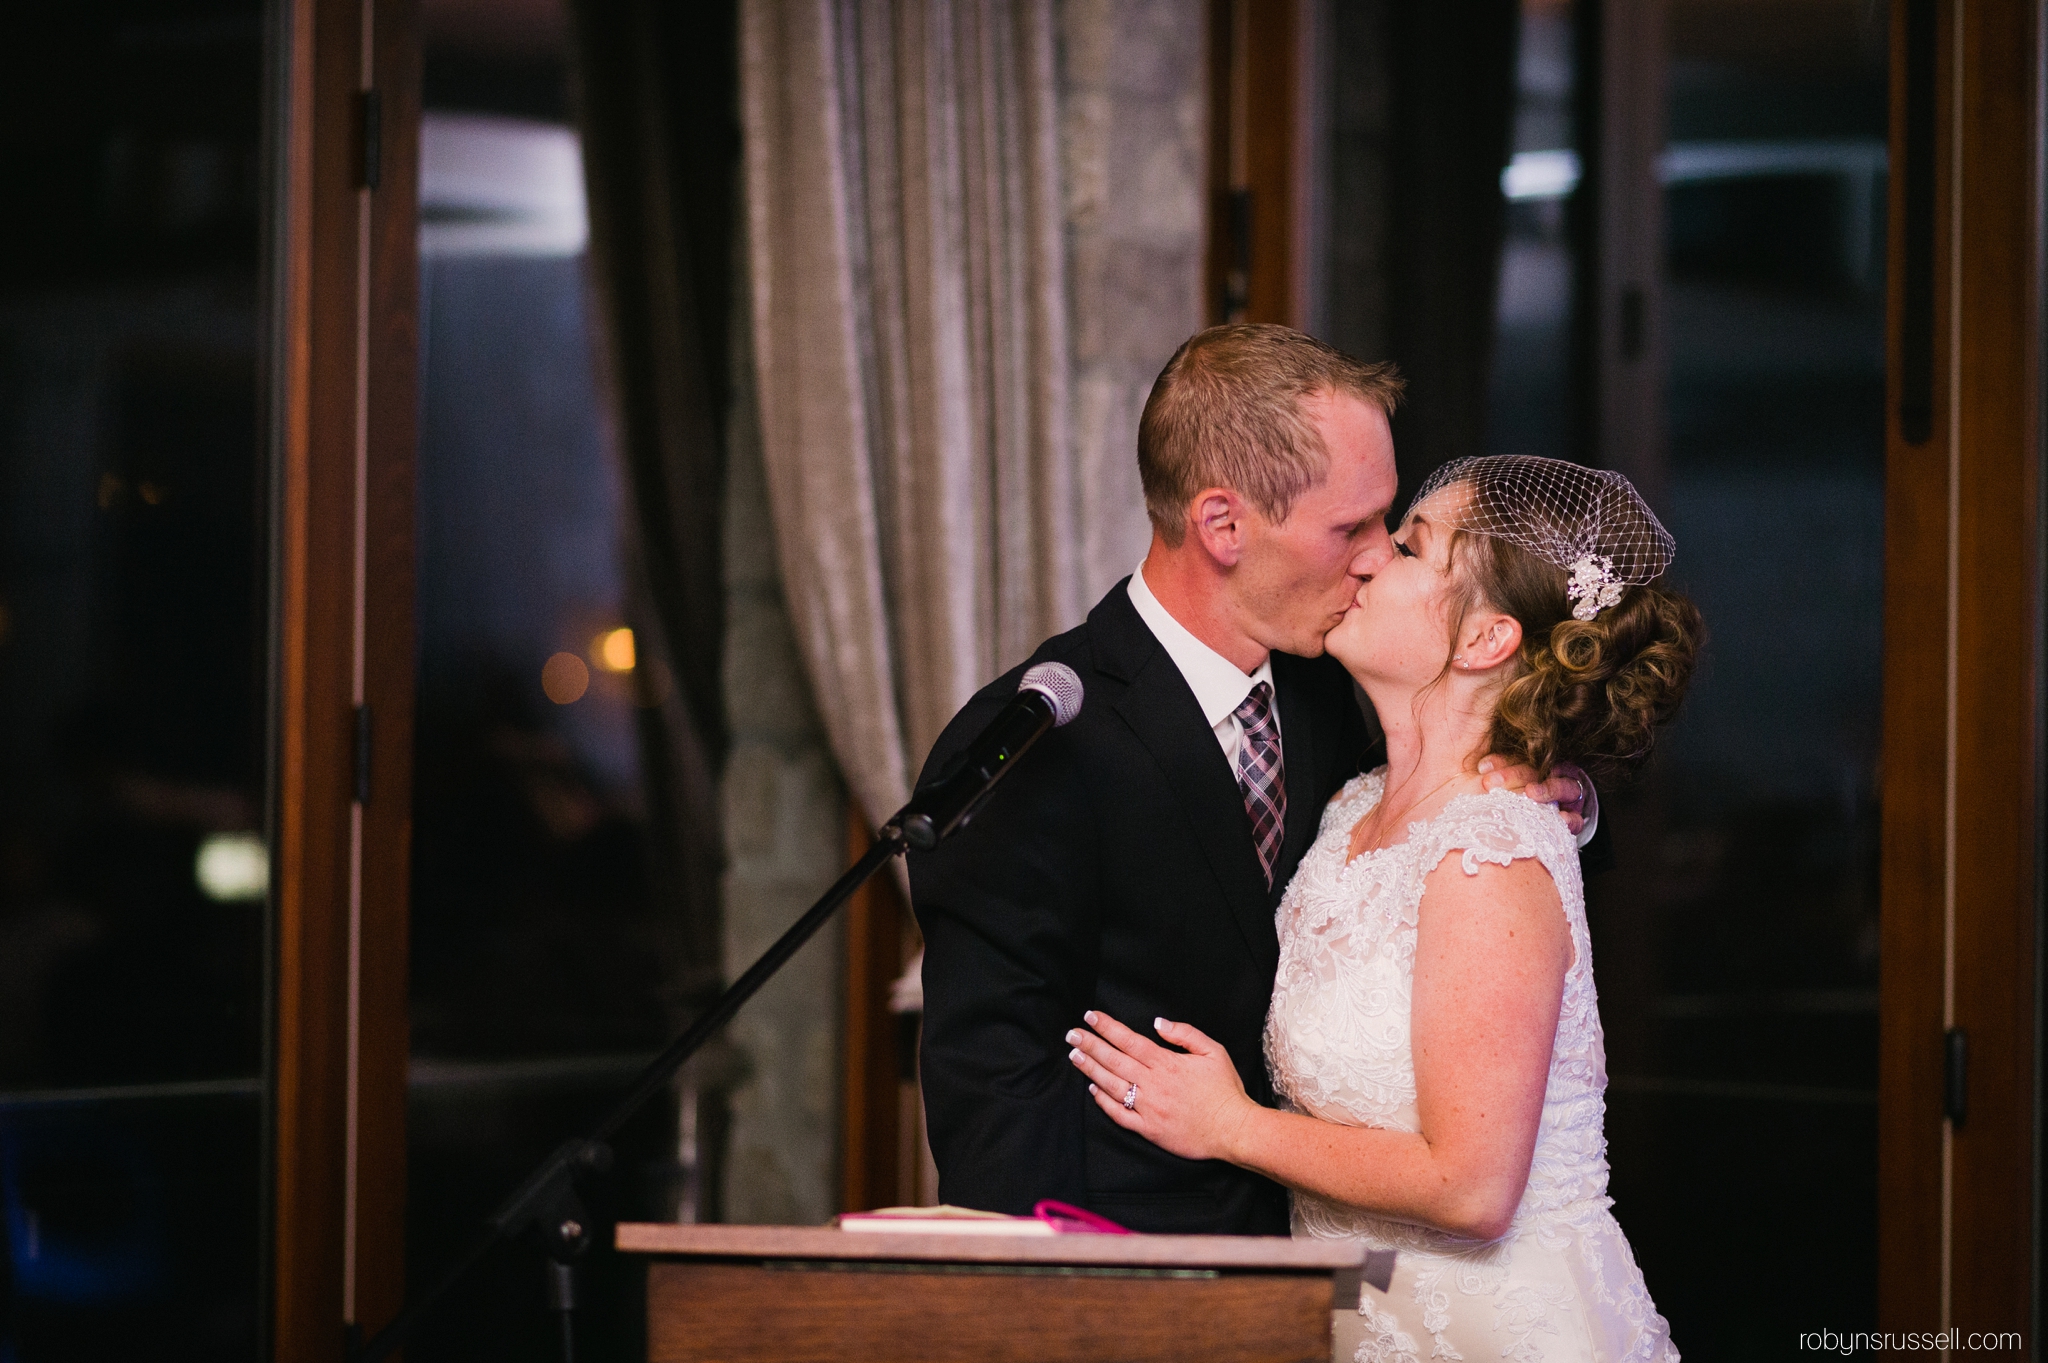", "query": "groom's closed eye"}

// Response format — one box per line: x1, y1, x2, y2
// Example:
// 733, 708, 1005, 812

1394, 539, 1416, 558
